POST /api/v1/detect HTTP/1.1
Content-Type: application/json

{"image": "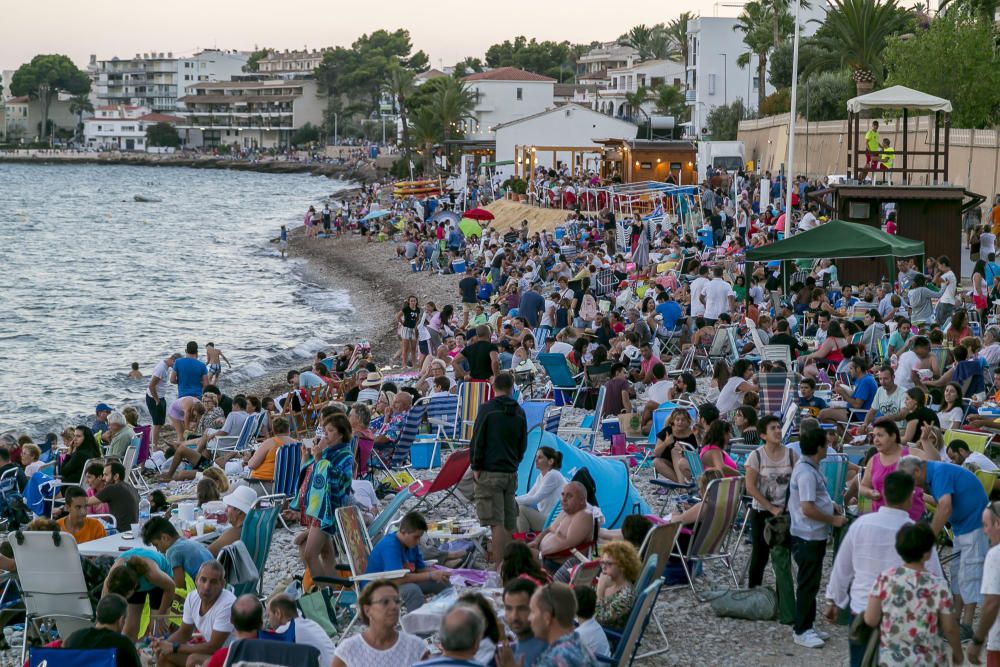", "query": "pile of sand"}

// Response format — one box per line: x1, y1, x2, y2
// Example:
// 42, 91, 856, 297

483, 198, 573, 235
